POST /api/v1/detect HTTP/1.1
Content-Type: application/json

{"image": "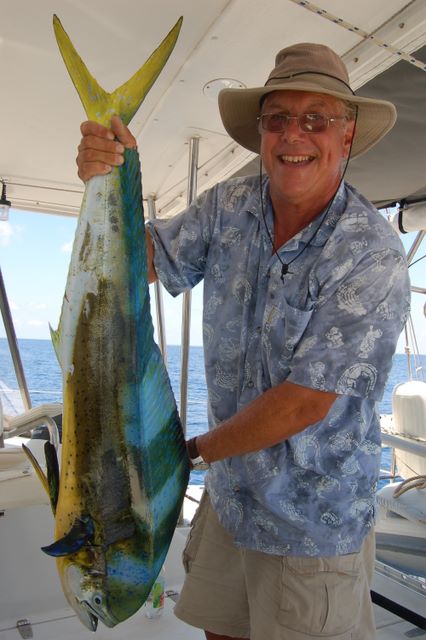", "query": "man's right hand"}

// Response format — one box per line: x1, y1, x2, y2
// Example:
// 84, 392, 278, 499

76, 115, 137, 183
